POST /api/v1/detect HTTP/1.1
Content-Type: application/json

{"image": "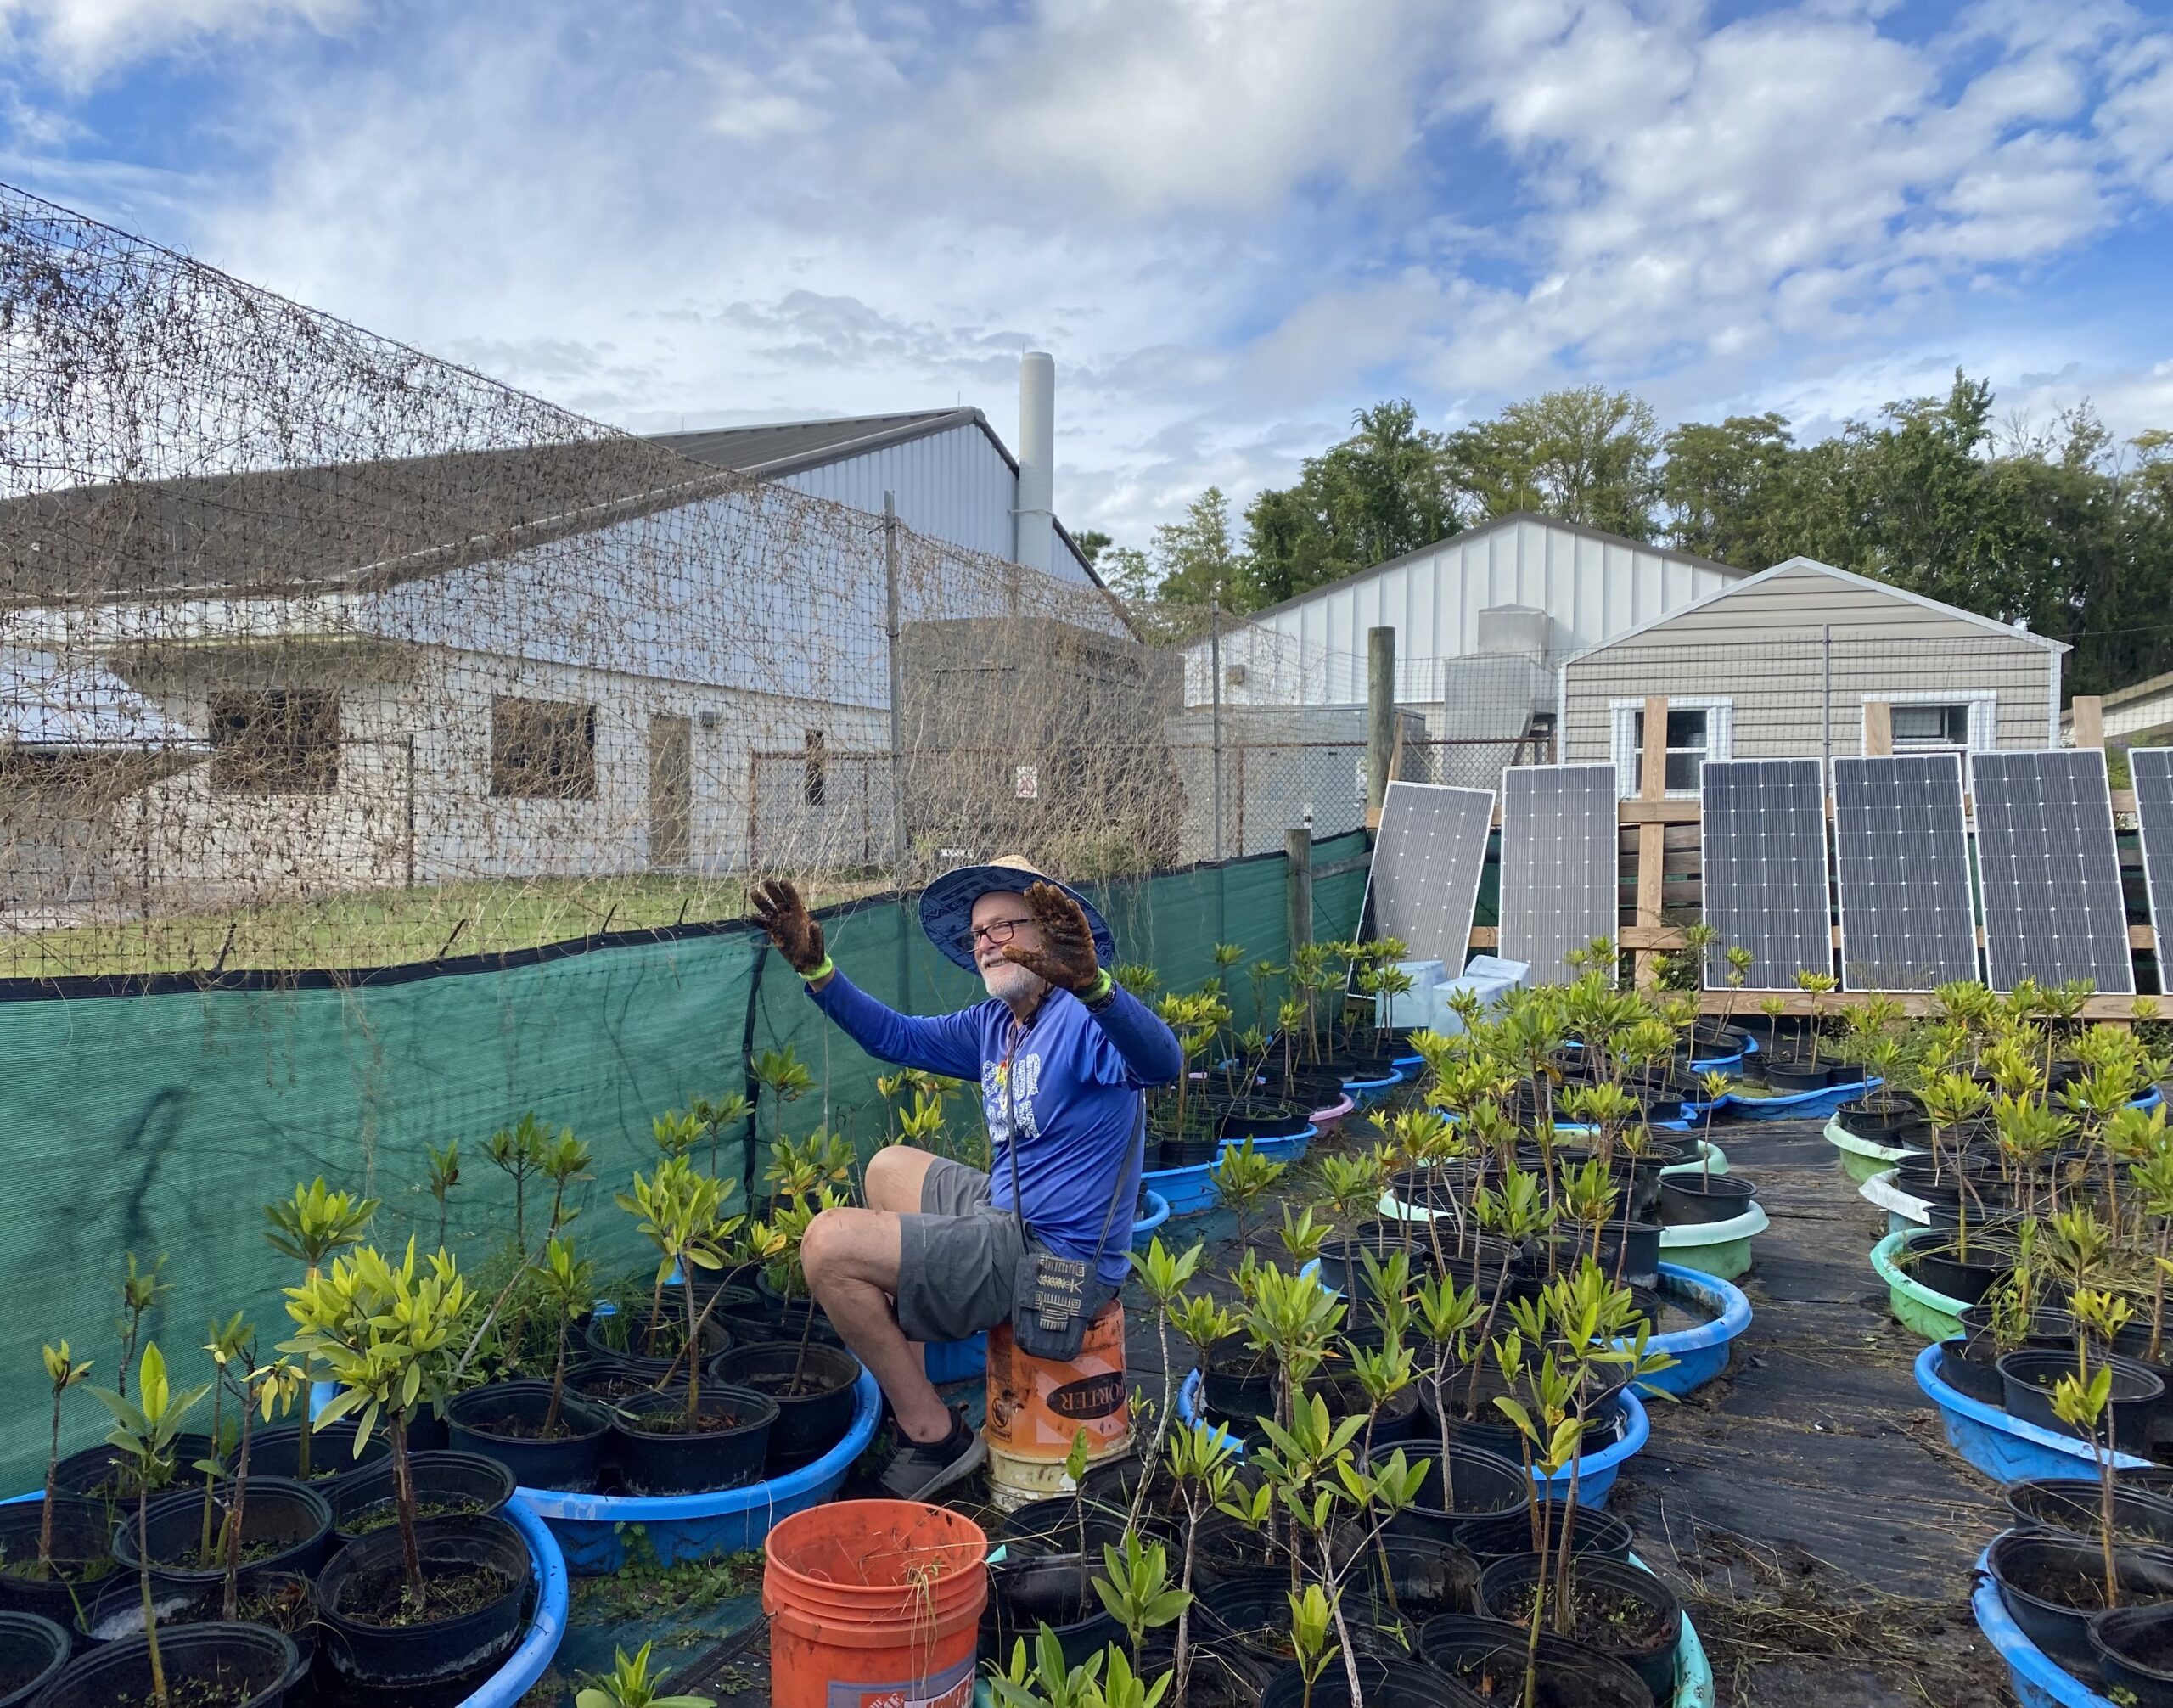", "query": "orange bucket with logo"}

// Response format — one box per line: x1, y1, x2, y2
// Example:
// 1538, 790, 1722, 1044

984, 1301, 1130, 1508
763, 1499, 988, 1708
